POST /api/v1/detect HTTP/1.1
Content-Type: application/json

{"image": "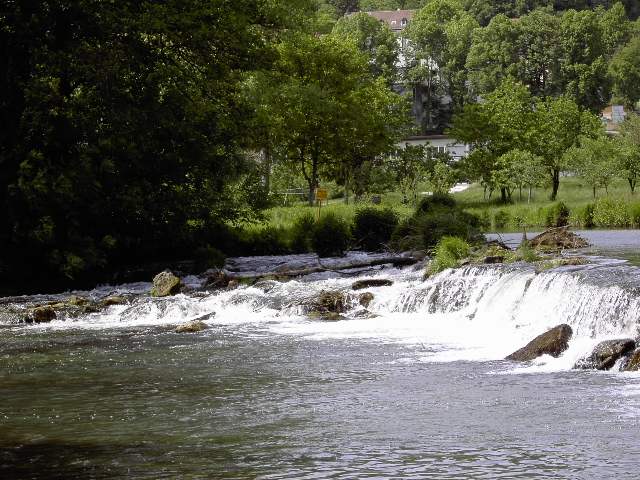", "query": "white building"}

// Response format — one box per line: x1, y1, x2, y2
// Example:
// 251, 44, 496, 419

397, 134, 470, 161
